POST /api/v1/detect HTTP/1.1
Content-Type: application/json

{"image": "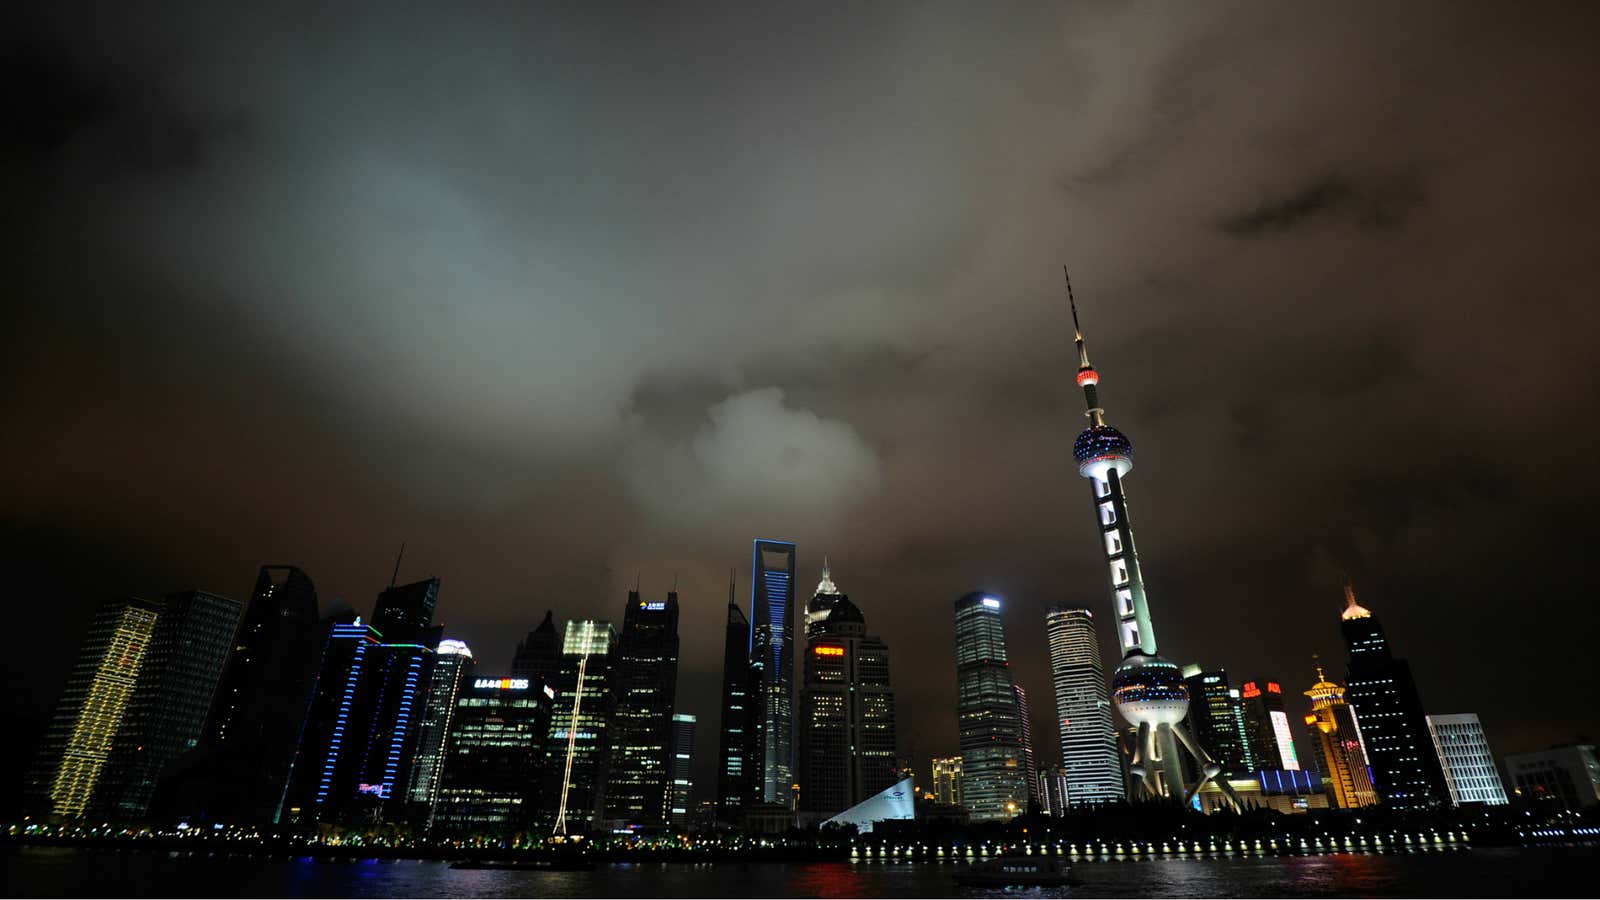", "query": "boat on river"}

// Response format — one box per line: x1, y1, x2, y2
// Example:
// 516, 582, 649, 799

952, 854, 1073, 887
